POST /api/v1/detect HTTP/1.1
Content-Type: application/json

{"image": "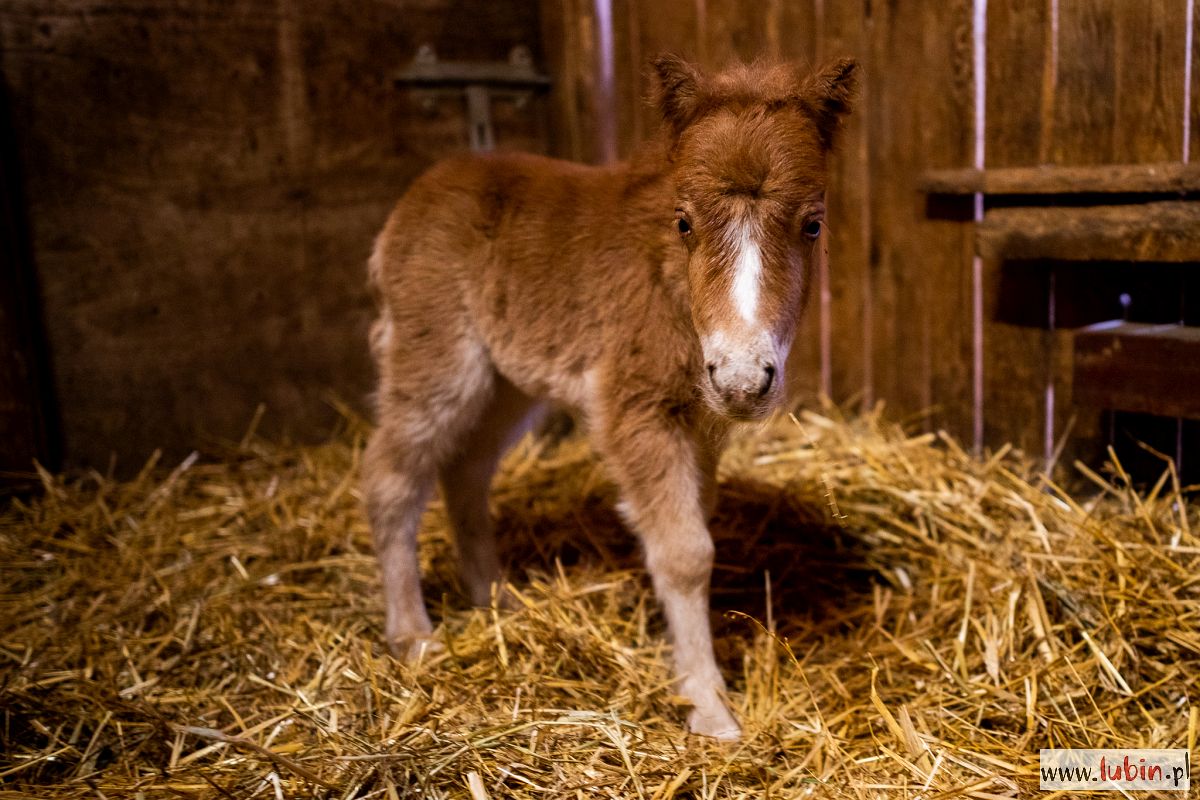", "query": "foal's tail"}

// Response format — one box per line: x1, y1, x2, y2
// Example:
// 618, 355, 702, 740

366, 230, 388, 308
366, 229, 397, 367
